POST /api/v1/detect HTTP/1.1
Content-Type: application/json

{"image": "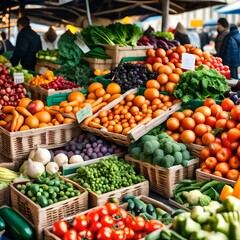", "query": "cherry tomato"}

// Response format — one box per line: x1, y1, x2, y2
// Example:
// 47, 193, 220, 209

77, 229, 93, 240
123, 227, 135, 239
90, 221, 102, 232
131, 216, 146, 232
101, 215, 114, 228
145, 219, 164, 233
72, 215, 88, 231
63, 228, 77, 240
52, 220, 68, 238
112, 229, 126, 240
97, 226, 112, 240
87, 209, 101, 223
113, 208, 128, 222
105, 202, 119, 215
98, 206, 109, 218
